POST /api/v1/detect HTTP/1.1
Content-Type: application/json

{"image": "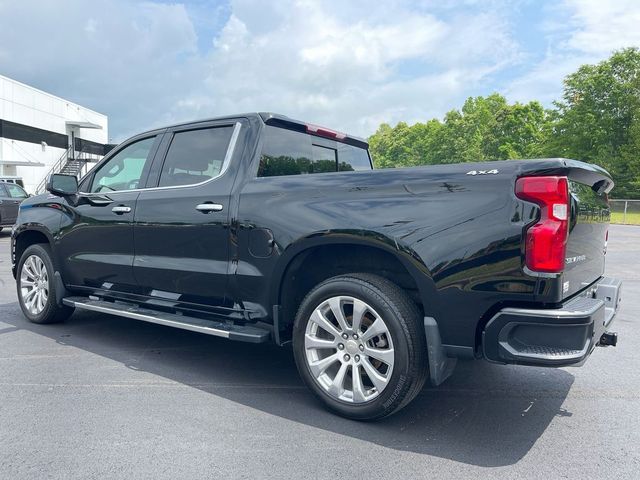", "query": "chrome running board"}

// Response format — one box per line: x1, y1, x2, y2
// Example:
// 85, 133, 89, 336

62, 296, 270, 343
